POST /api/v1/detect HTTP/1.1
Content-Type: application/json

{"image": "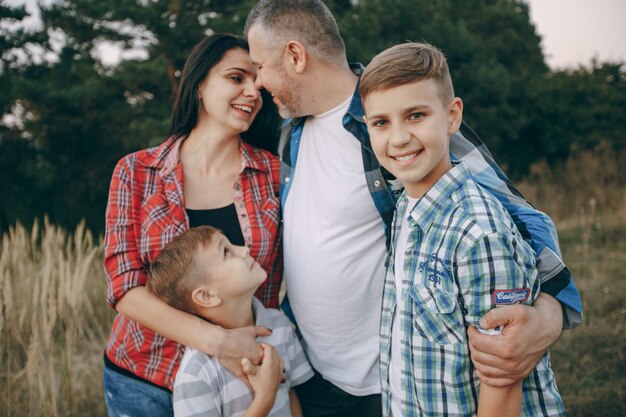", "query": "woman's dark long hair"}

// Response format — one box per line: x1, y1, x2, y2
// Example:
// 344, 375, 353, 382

169, 33, 280, 154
